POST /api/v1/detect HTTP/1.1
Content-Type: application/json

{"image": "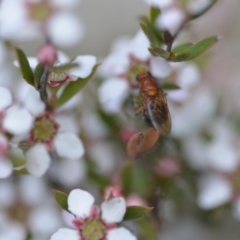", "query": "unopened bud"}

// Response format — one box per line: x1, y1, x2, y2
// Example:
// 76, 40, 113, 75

37, 44, 57, 65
